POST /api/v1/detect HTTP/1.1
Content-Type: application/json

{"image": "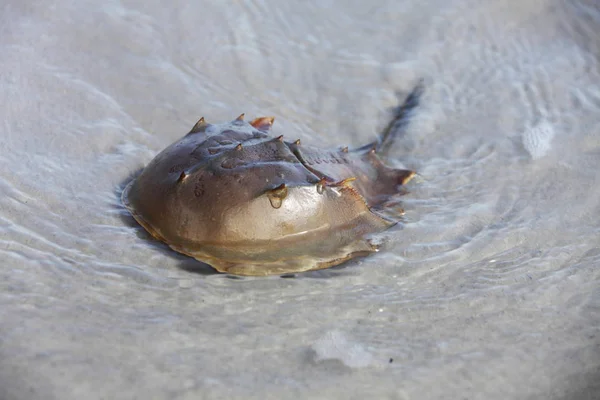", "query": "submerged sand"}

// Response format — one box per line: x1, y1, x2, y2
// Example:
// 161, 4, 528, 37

1, 0, 599, 399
